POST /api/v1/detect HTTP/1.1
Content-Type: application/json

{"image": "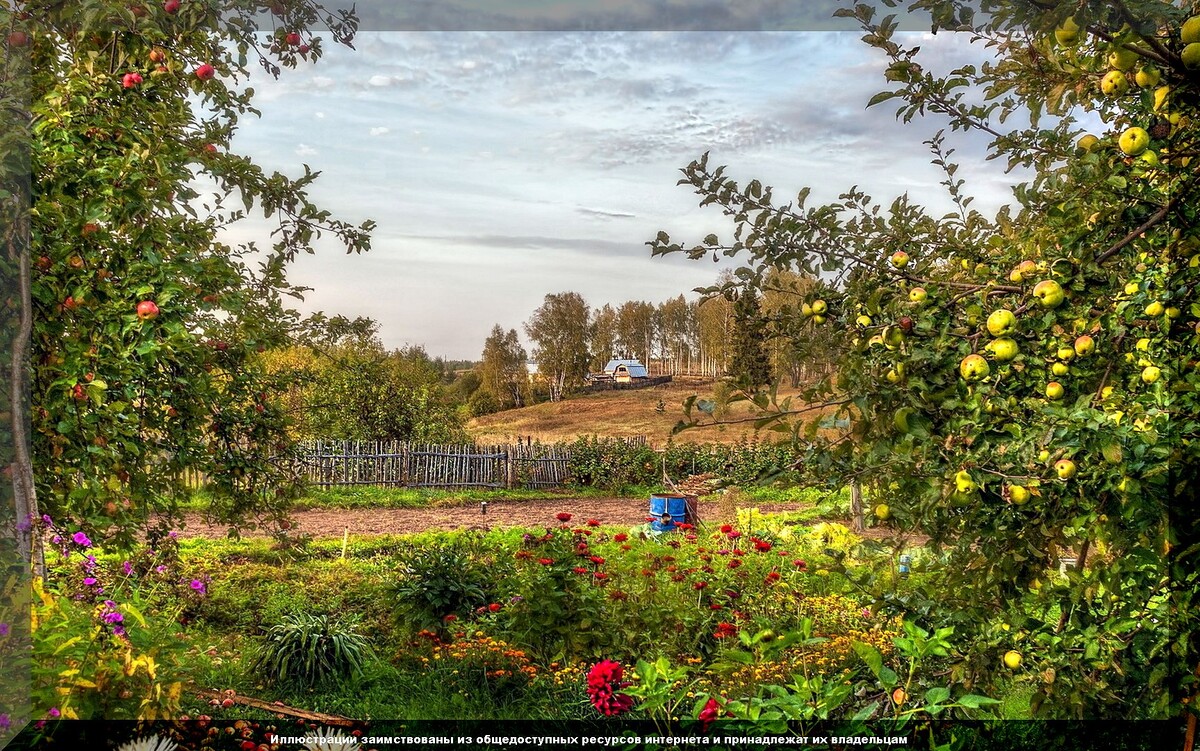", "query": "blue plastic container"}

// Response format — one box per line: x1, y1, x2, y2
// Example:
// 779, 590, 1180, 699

649, 494, 689, 523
